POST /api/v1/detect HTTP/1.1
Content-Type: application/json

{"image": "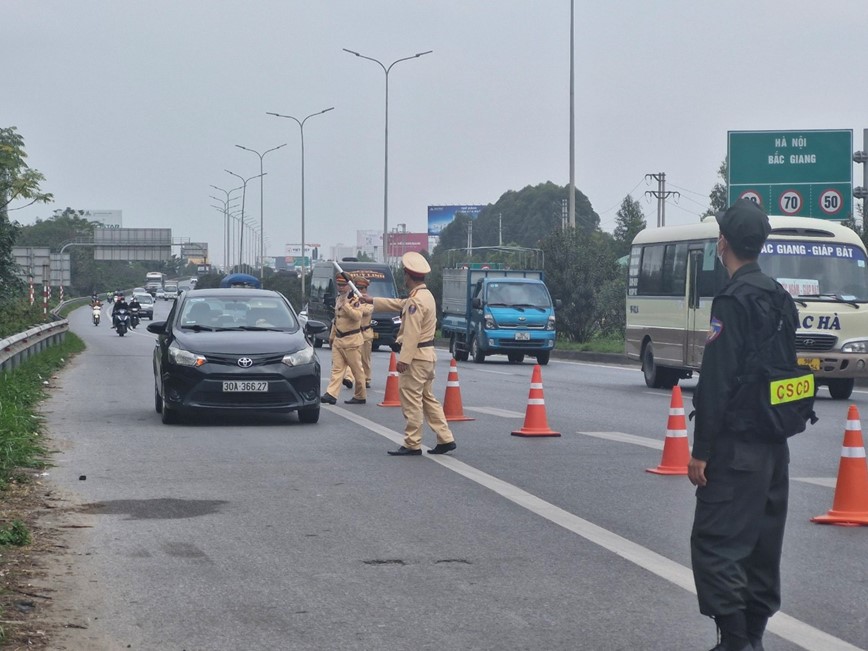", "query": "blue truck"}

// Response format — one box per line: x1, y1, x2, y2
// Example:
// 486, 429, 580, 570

441, 267, 558, 365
